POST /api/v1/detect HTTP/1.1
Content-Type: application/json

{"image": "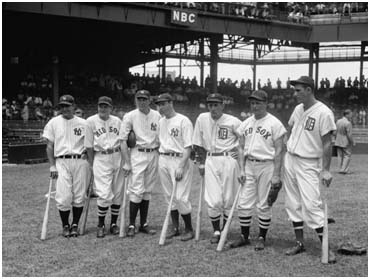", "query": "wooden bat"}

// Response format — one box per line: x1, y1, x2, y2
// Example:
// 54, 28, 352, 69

321, 200, 329, 264
195, 177, 205, 241
216, 183, 243, 252
159, 181, 178, 246
41, 178, 53, 240
119, 176, 129, 237
80, 176, 94, 235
